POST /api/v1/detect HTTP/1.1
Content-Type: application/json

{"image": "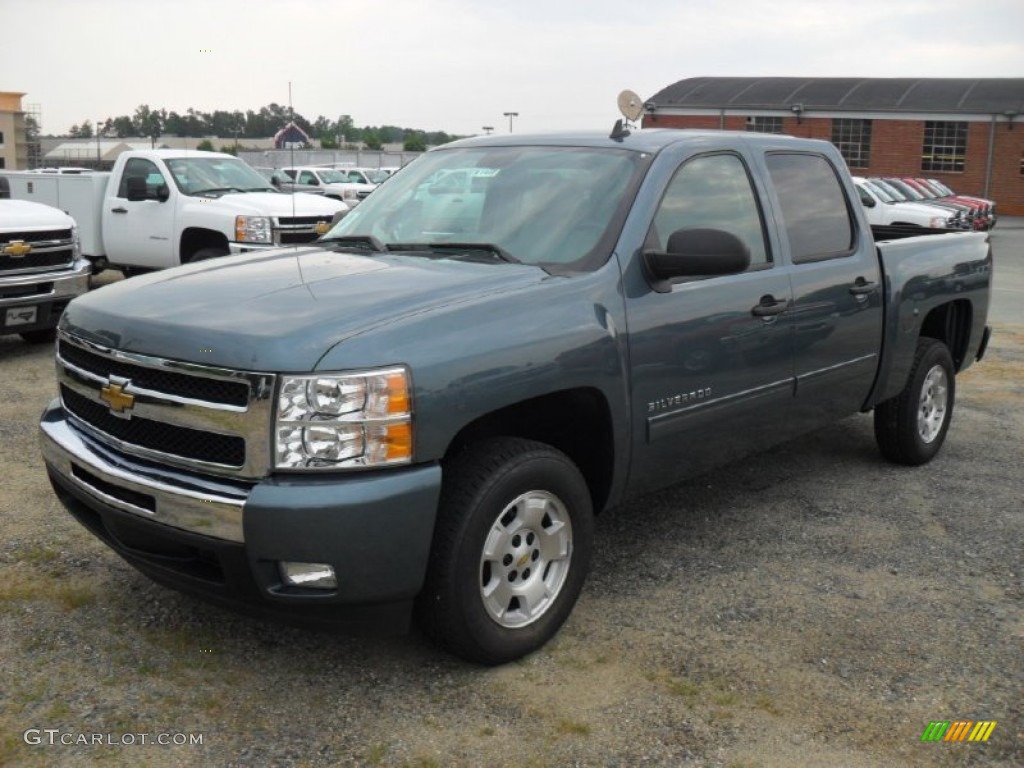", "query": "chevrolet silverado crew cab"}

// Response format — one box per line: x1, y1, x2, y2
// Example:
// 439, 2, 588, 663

40, 129, 992, 664
0, 179, 90, 343
1, 150, 346, 276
